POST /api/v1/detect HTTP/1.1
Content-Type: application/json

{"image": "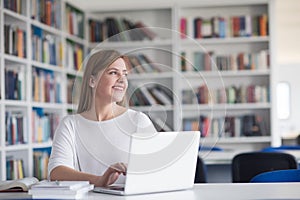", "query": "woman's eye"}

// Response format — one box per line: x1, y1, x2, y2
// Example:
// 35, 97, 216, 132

109, 71, 118, 75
